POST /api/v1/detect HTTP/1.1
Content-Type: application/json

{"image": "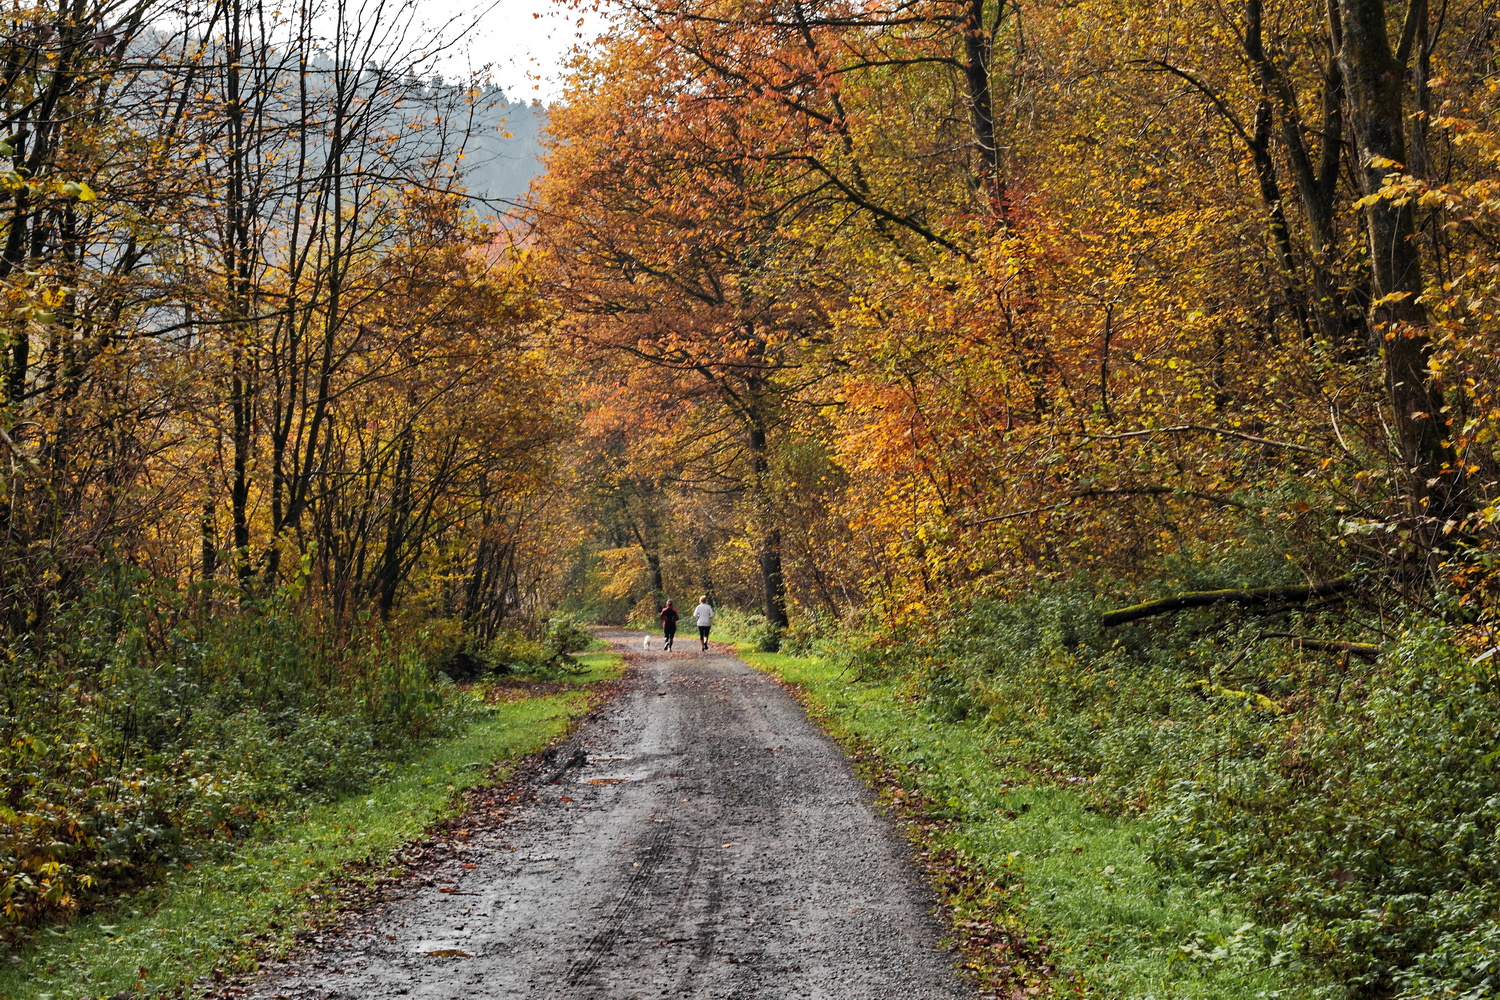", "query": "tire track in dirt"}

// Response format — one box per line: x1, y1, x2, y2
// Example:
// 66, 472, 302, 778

563, 821, 677, 988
